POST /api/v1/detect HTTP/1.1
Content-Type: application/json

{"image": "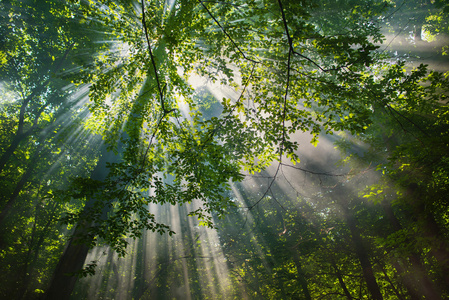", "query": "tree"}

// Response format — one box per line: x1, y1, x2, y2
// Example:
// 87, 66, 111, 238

383, 0, 449, 41
335, 62, 449, 298
1, 0, 448, 299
